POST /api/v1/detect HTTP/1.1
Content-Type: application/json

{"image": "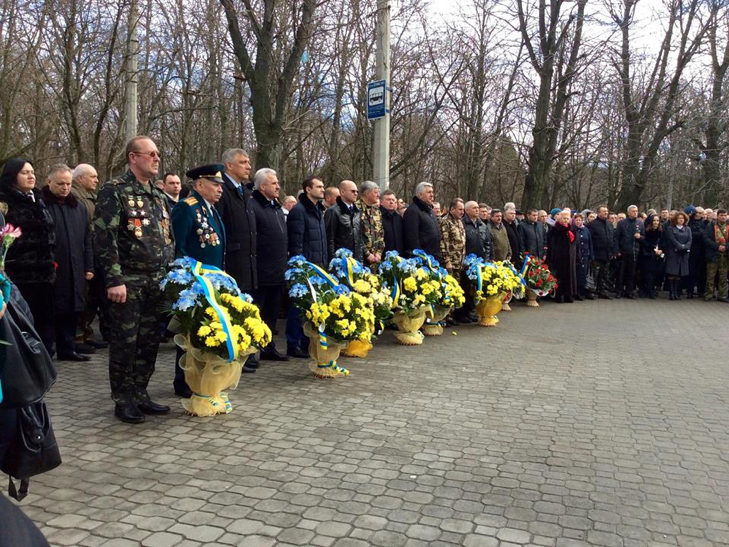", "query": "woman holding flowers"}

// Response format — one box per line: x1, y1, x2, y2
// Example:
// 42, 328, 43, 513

546, 209, 578, 303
